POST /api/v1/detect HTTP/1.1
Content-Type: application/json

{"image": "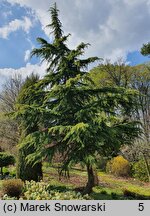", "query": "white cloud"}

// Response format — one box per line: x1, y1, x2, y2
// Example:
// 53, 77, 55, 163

24, 49, 31, 62
0, 16, 32, 39
0, 63, 47, 90
6, 0, 150, 62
